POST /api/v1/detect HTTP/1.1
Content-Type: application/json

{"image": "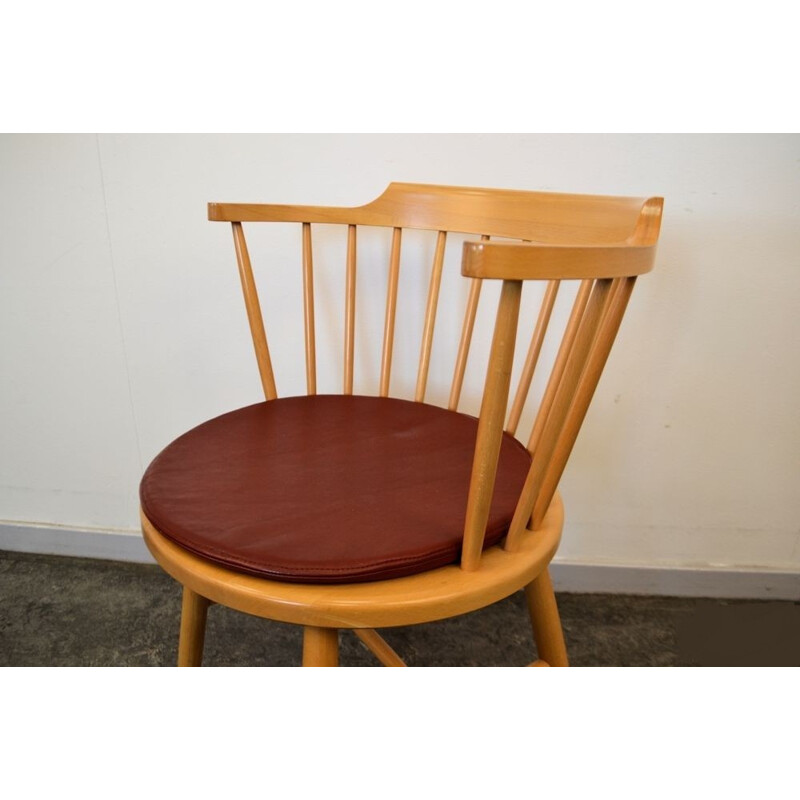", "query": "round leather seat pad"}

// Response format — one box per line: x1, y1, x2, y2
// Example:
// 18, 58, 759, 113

140, 395, 532, 584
